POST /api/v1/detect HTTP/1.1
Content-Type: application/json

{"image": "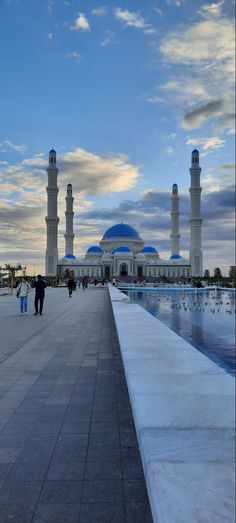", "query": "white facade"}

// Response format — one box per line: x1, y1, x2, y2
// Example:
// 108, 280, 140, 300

189, 149, 203, 277
170, 183, 180, 256
65, 183, 74, 256
45, 149, 59, 276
